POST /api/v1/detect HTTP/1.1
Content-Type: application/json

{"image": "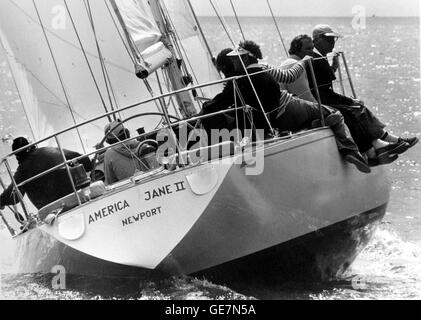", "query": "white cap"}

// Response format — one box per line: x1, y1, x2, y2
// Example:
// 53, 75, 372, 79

312, 24, 342, 39
226, 46, 255, 57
